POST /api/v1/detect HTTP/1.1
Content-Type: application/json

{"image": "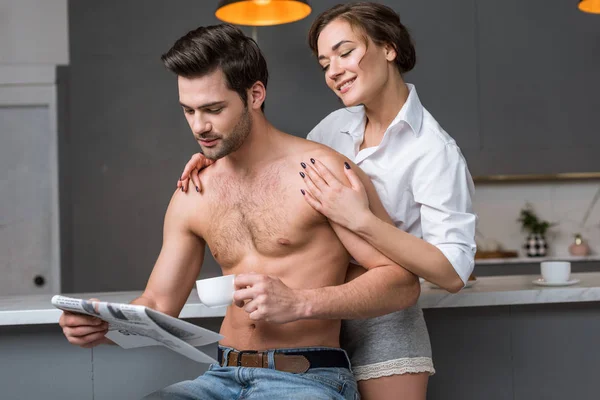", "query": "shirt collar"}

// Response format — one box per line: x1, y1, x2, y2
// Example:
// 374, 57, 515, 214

339, 106, 366, 137
339, 83, 424, 138
393, 83, 424, 137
